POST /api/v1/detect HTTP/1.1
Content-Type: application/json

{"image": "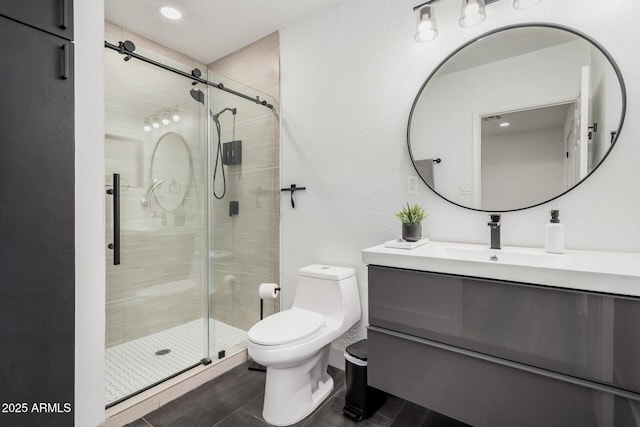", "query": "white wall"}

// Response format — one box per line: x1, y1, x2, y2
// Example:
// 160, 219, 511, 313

75, 1, 106, 425
280, 0, 640, 357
